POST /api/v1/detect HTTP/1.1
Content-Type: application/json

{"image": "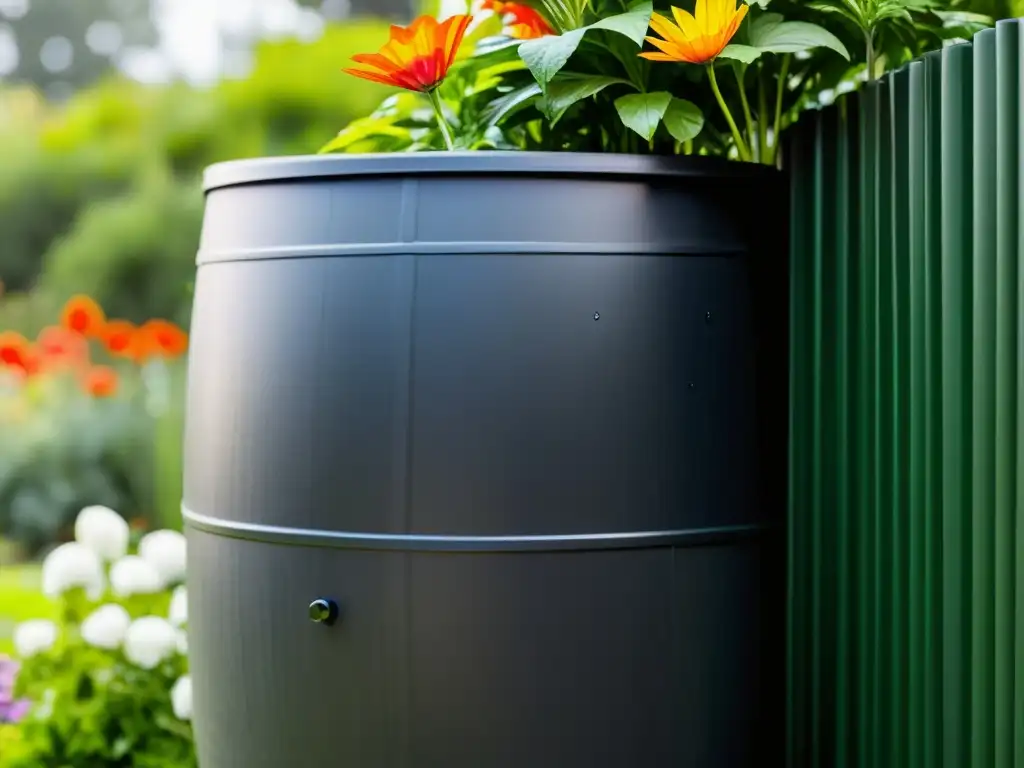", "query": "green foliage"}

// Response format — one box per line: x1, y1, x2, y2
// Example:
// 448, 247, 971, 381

326, 0, 1003, 163
0, 19, 393, 307
8, 537, 192, 768
40, 178, 203, 328
11, 640, 193, 768
0, 374, 154, 556
0, 564, 51, 655
0, 138, 138, 294
325, 0, 854, 161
